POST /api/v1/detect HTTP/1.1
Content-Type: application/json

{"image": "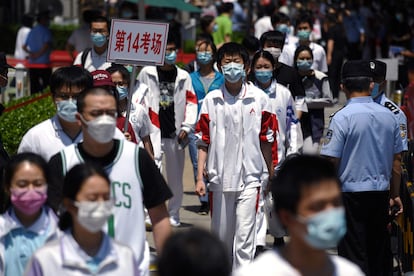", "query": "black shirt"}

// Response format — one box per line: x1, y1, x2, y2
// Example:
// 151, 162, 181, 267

157, 66, 177, 138
274, 62, 306, 99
